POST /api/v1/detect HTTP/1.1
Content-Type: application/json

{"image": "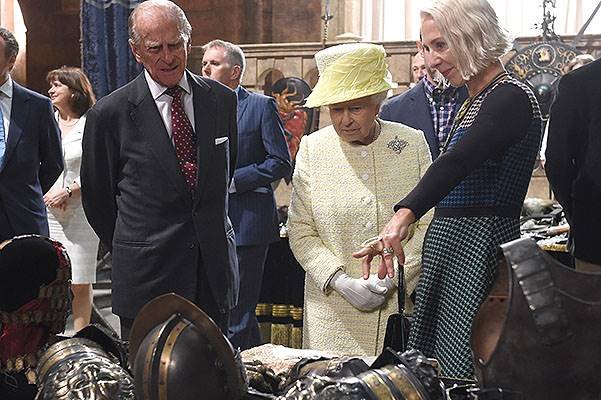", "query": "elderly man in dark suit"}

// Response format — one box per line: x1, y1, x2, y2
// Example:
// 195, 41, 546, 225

0, 27, 63, 242
202, 39, 291, 350
81, 0, 238, 339
380, 45, 468, 159
546, 57, 601, 271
